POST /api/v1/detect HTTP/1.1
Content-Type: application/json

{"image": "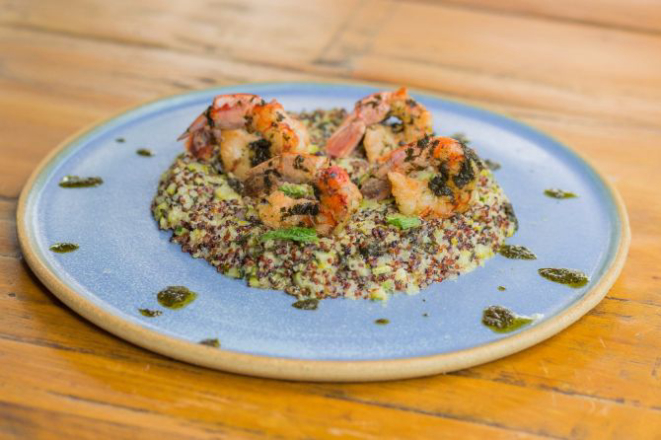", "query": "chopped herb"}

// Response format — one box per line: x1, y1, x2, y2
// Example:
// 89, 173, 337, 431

375, 318, 390, 325
157, 286, 198, 309
248, 139, 271, 167
174, 226, 186, 236
136, 148, 154, 157
49, 242, 79, 253
115, 137, 125, 143
544, 188, 577, 199
293, 155, 308, 171
386, 215, 421, 230
428, 174, 453, 198
482, 305, 533, 333
292, 298, 319, 310
260, 227, 318, 244
139, 308, 162, 318
282, 202, 319, 218
59, 175, 103, 188
498, 244, 537, 260
498, 286, 507, 291
484, 159, 501, 171
279, 183, 313, 199
452, 148, 476, 188
199, 338, 220, 347
538, 268, 589, 288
